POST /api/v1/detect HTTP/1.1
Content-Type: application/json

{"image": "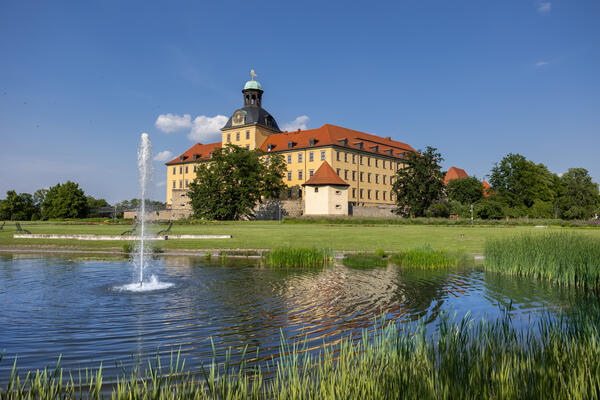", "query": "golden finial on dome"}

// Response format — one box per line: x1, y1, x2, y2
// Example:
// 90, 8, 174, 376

250, 69, 257, 81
